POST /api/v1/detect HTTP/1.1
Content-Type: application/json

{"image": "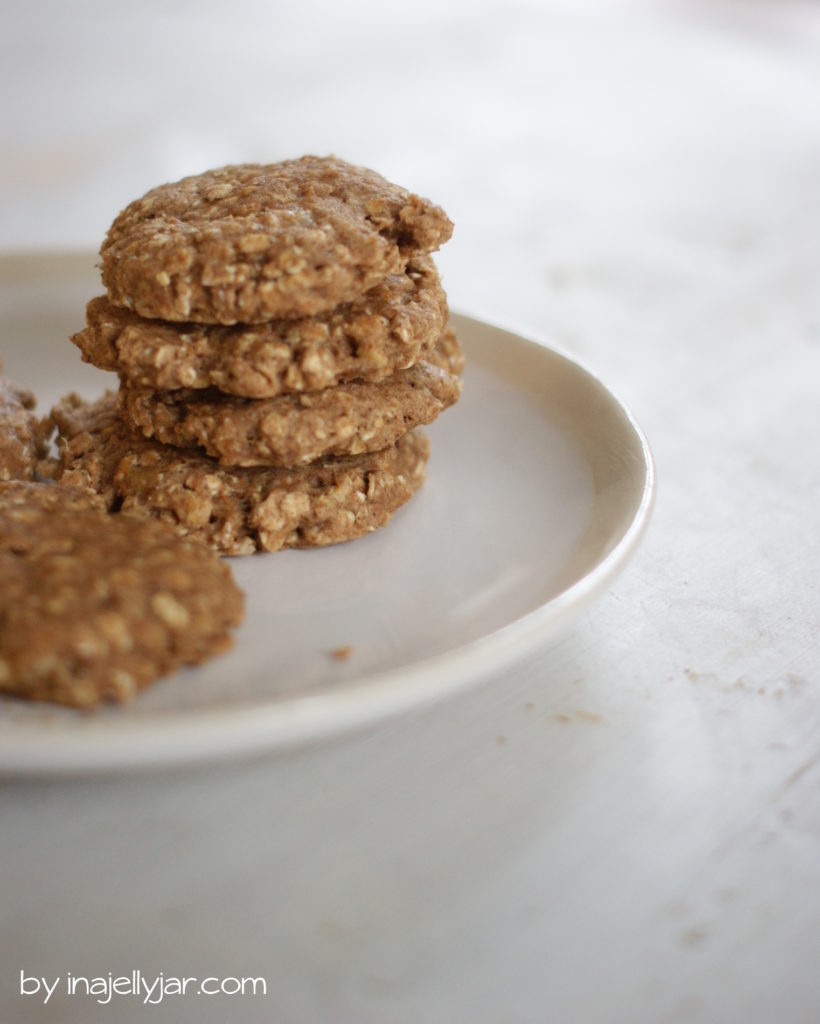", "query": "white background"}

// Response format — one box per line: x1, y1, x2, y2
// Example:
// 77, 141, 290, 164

2, 1, 820, 1022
